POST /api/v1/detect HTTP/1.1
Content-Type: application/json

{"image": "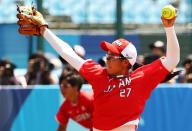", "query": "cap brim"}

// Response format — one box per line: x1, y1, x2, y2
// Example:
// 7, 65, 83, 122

100, 41, 120, 54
